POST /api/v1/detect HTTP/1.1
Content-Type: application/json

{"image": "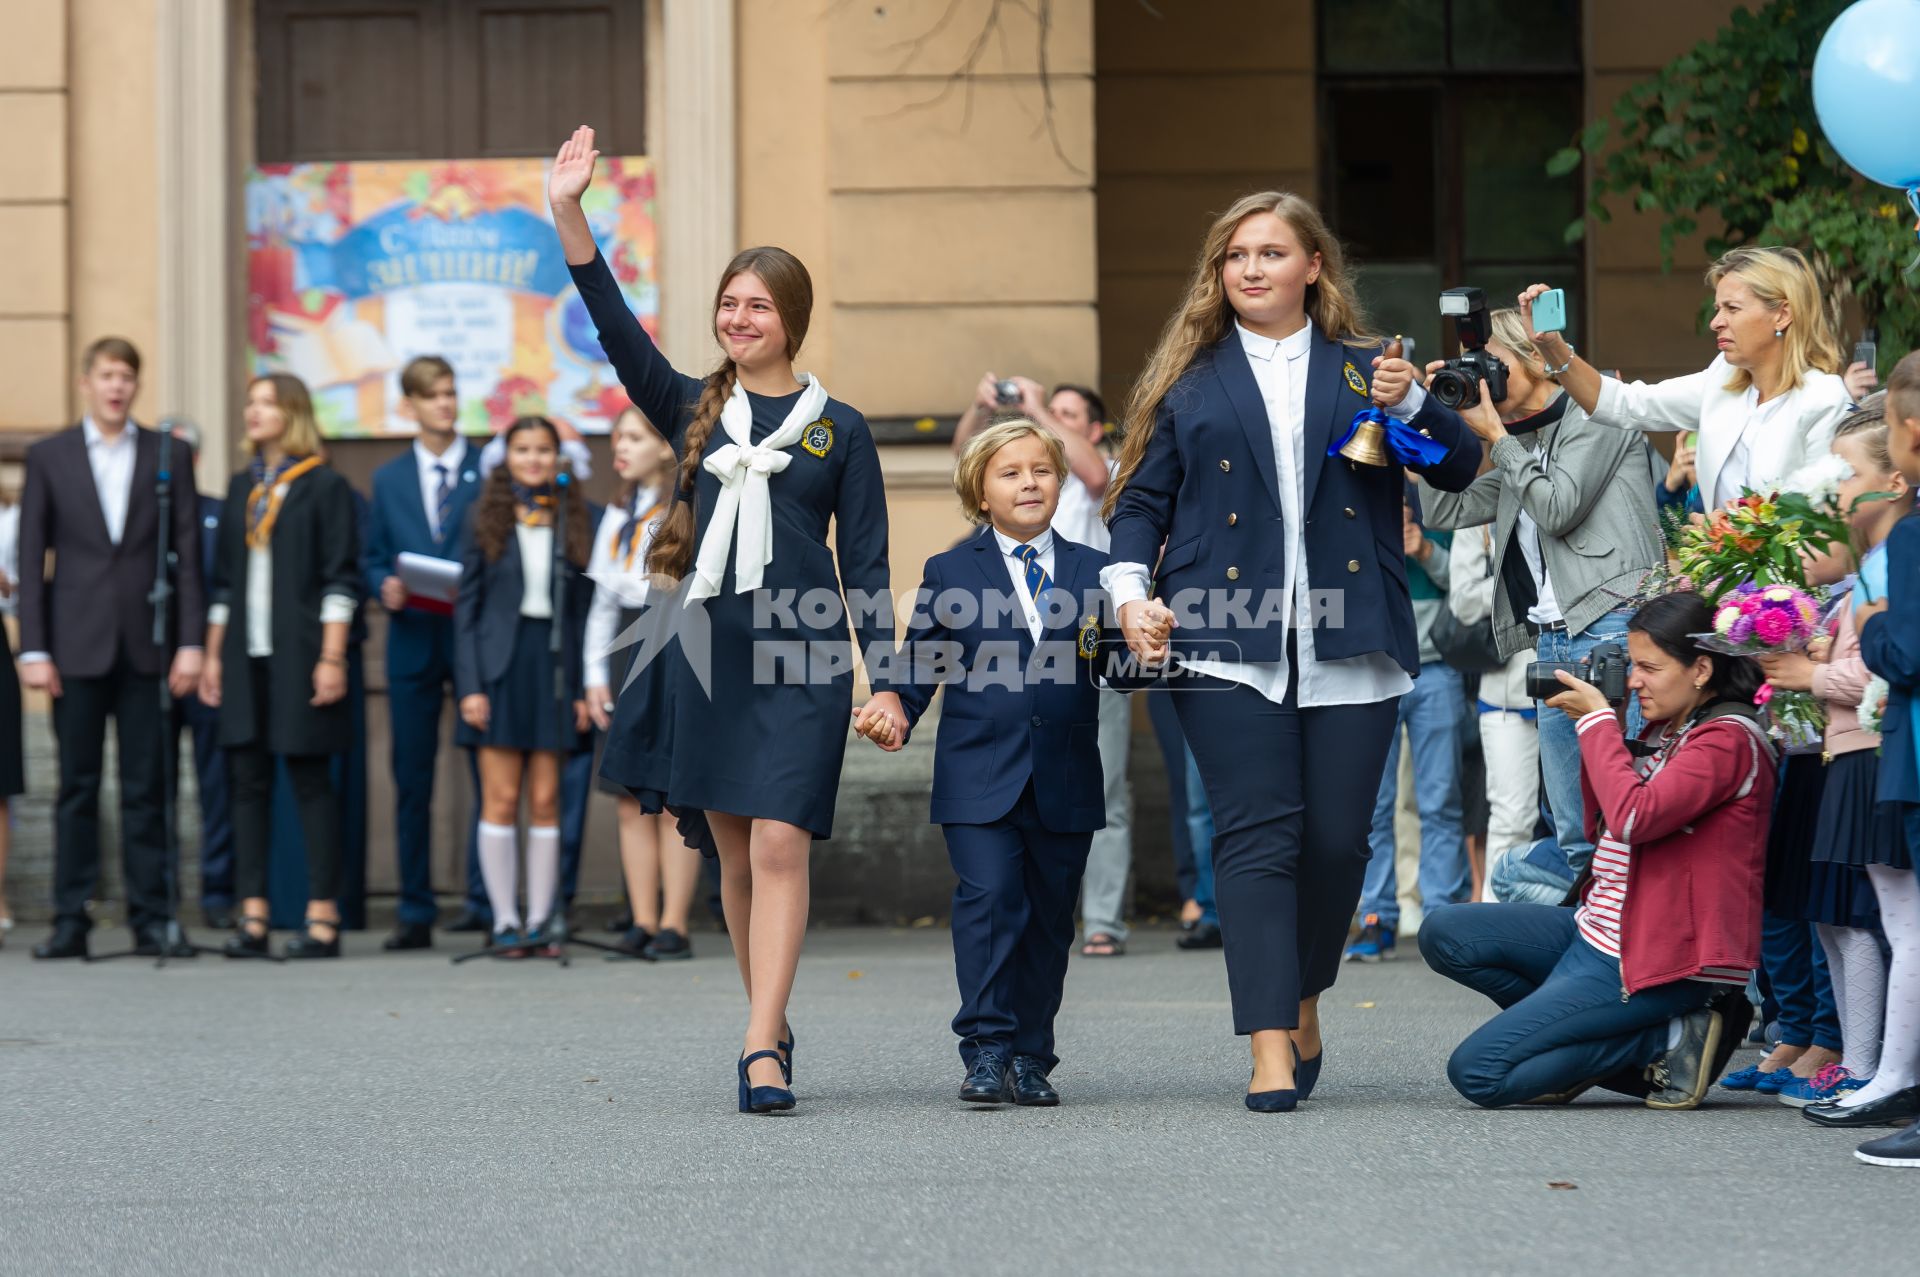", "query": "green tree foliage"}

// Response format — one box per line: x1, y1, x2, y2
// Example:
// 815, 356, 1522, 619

1548, 0, 1917, 364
